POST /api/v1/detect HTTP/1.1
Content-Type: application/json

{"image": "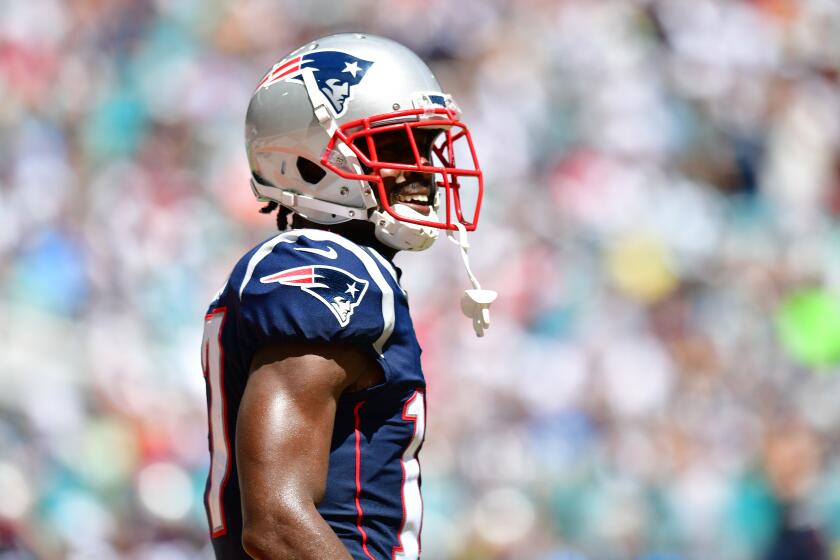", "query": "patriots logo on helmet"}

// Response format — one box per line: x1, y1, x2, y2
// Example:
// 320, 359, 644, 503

260, 265, 369, 327
258, 50, 374, 118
